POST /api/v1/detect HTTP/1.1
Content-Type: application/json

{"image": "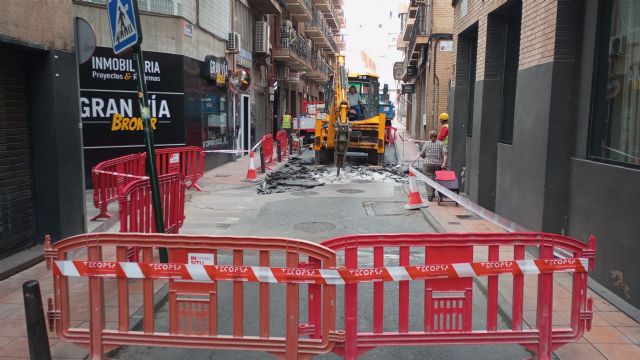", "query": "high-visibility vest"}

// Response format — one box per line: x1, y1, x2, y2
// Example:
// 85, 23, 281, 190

282, 114, 291, 129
